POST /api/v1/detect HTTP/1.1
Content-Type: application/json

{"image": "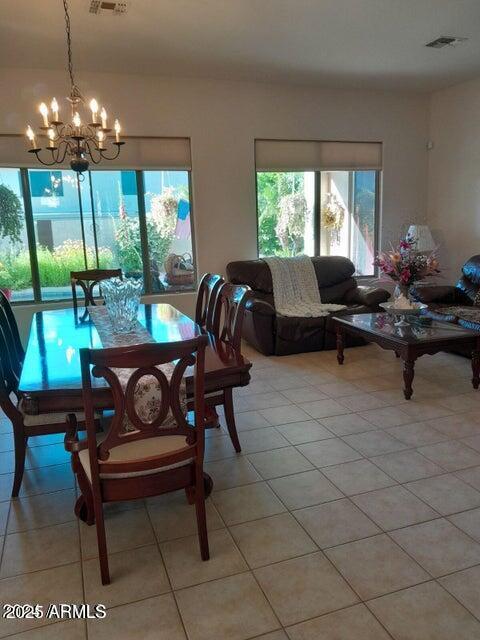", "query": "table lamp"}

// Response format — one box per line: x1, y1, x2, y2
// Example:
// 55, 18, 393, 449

406, 225, 435, 252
